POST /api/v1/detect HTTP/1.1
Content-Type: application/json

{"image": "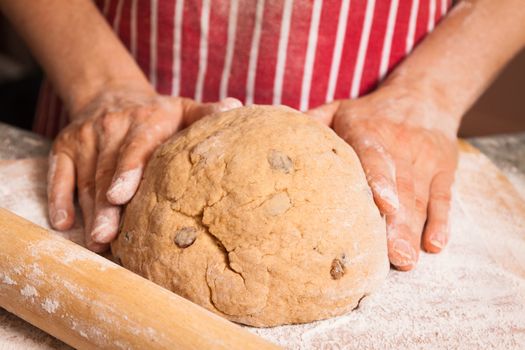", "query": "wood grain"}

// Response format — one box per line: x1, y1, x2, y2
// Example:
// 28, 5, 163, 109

0, 208, 279, 350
